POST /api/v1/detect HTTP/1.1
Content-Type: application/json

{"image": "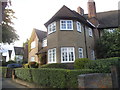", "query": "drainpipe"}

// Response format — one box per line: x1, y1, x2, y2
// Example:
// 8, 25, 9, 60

83, 25, 88, 58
